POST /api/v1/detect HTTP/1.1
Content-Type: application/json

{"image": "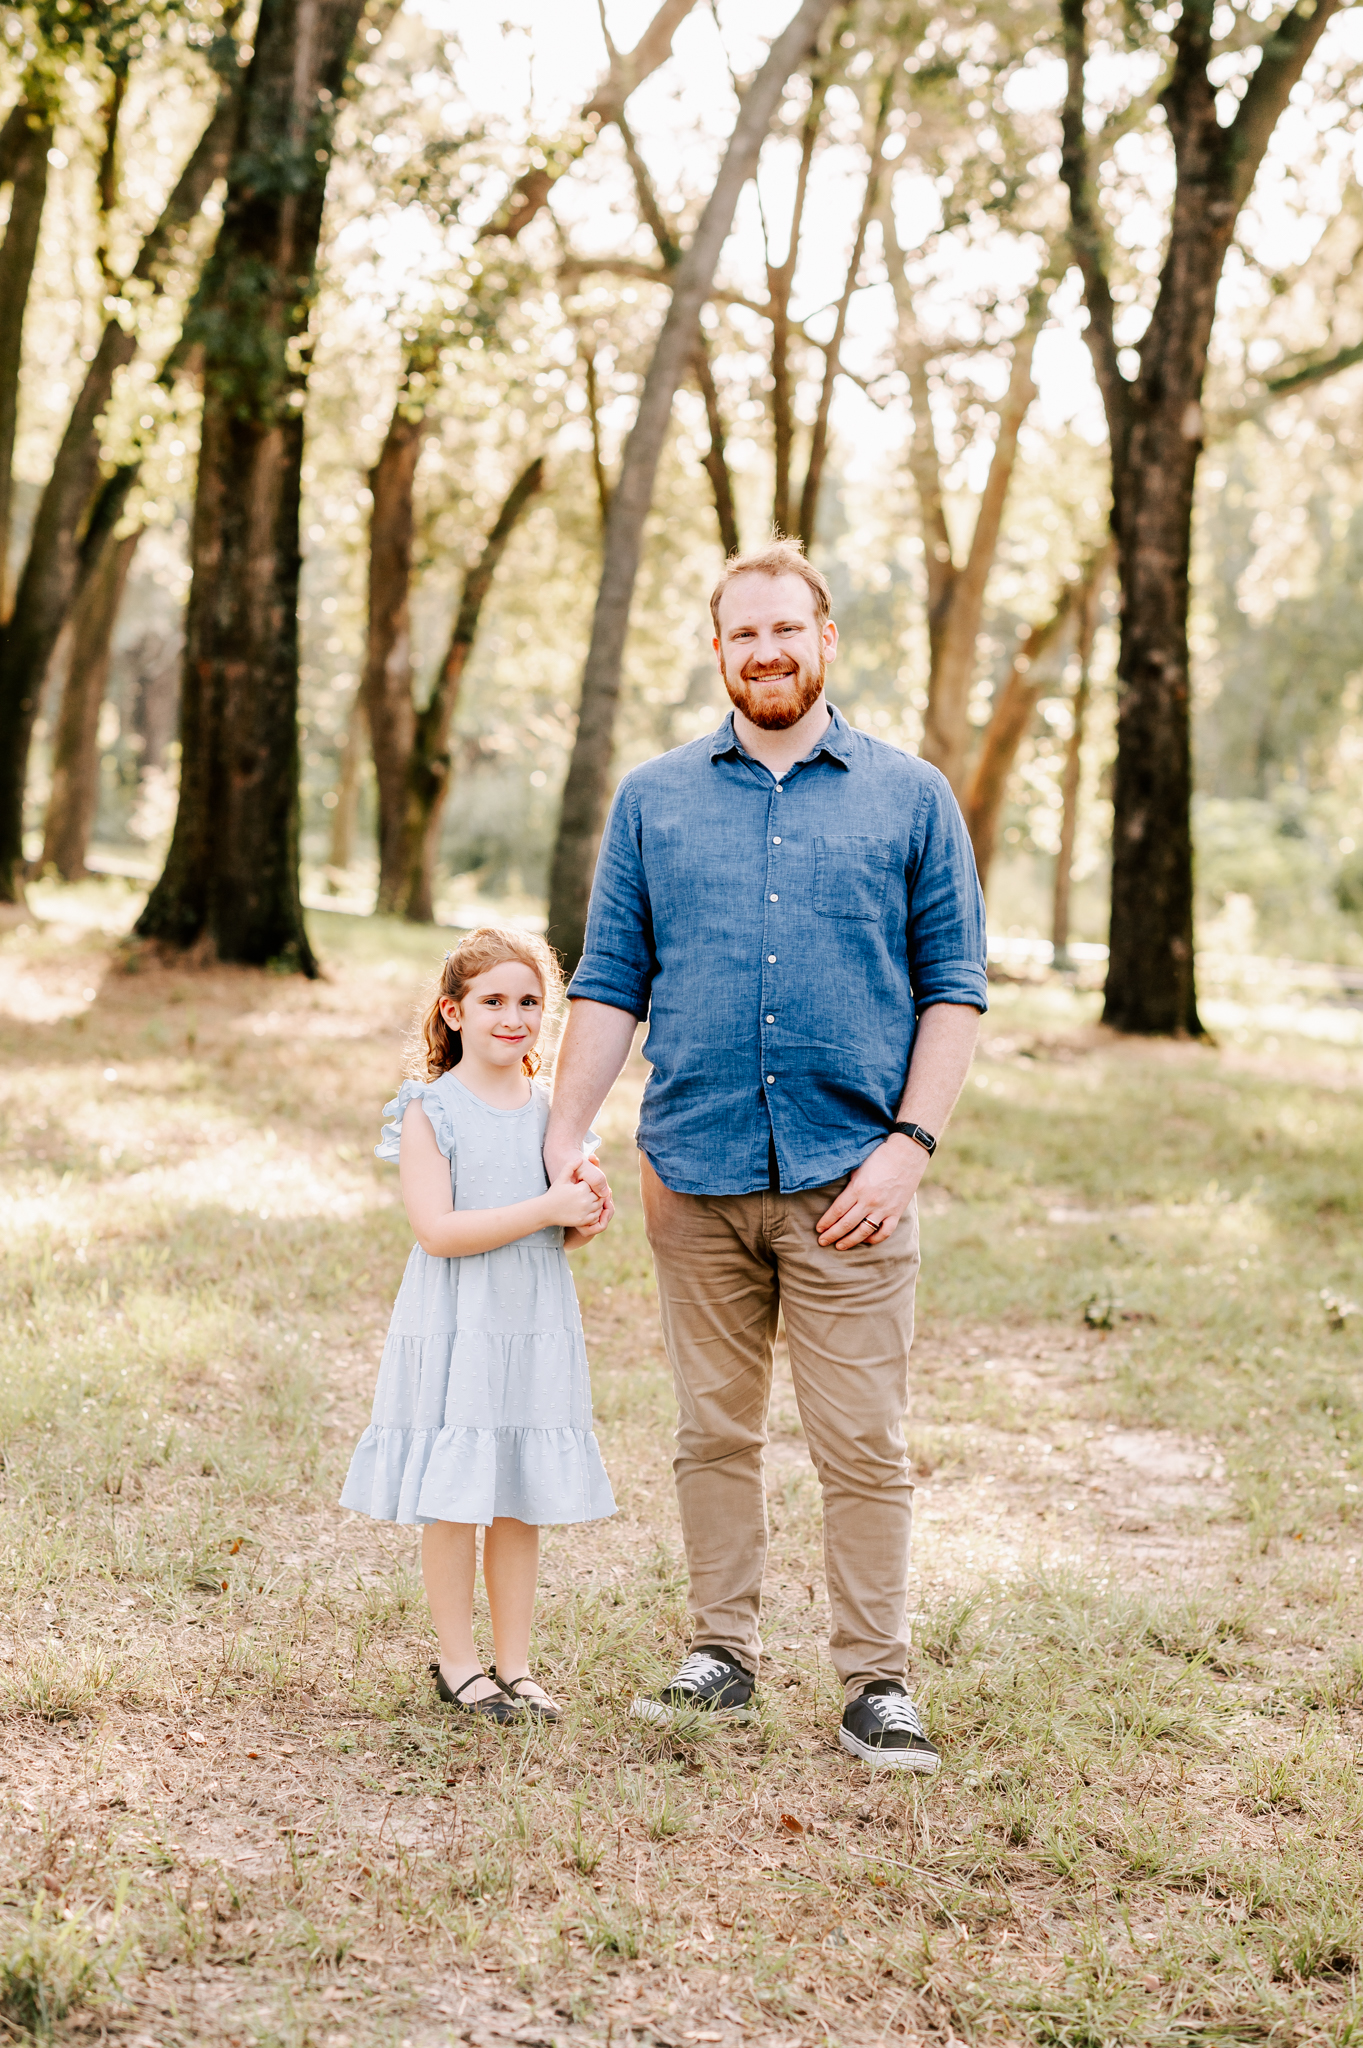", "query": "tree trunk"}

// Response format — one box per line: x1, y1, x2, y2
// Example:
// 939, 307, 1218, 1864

361, 10, 694, 906
1060, 0, 1340, 1034
1052, 570, 1104, 967
694, 344, 739, 556
0, 76, 237, 906
0, 97, 50, 614
963, 543, 1111, 891
767, 63, 829, 538
363, 342, 436, 911
40, 527, 141, 881
547, 0, 838, 972
916, 300, 1044, 792
582, 345, 612, 530
396, 456, 545, 923
327, 693, 365, 874
613, 104, 742, 561
136, 0, 370, 973
794, 73, 891, 549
